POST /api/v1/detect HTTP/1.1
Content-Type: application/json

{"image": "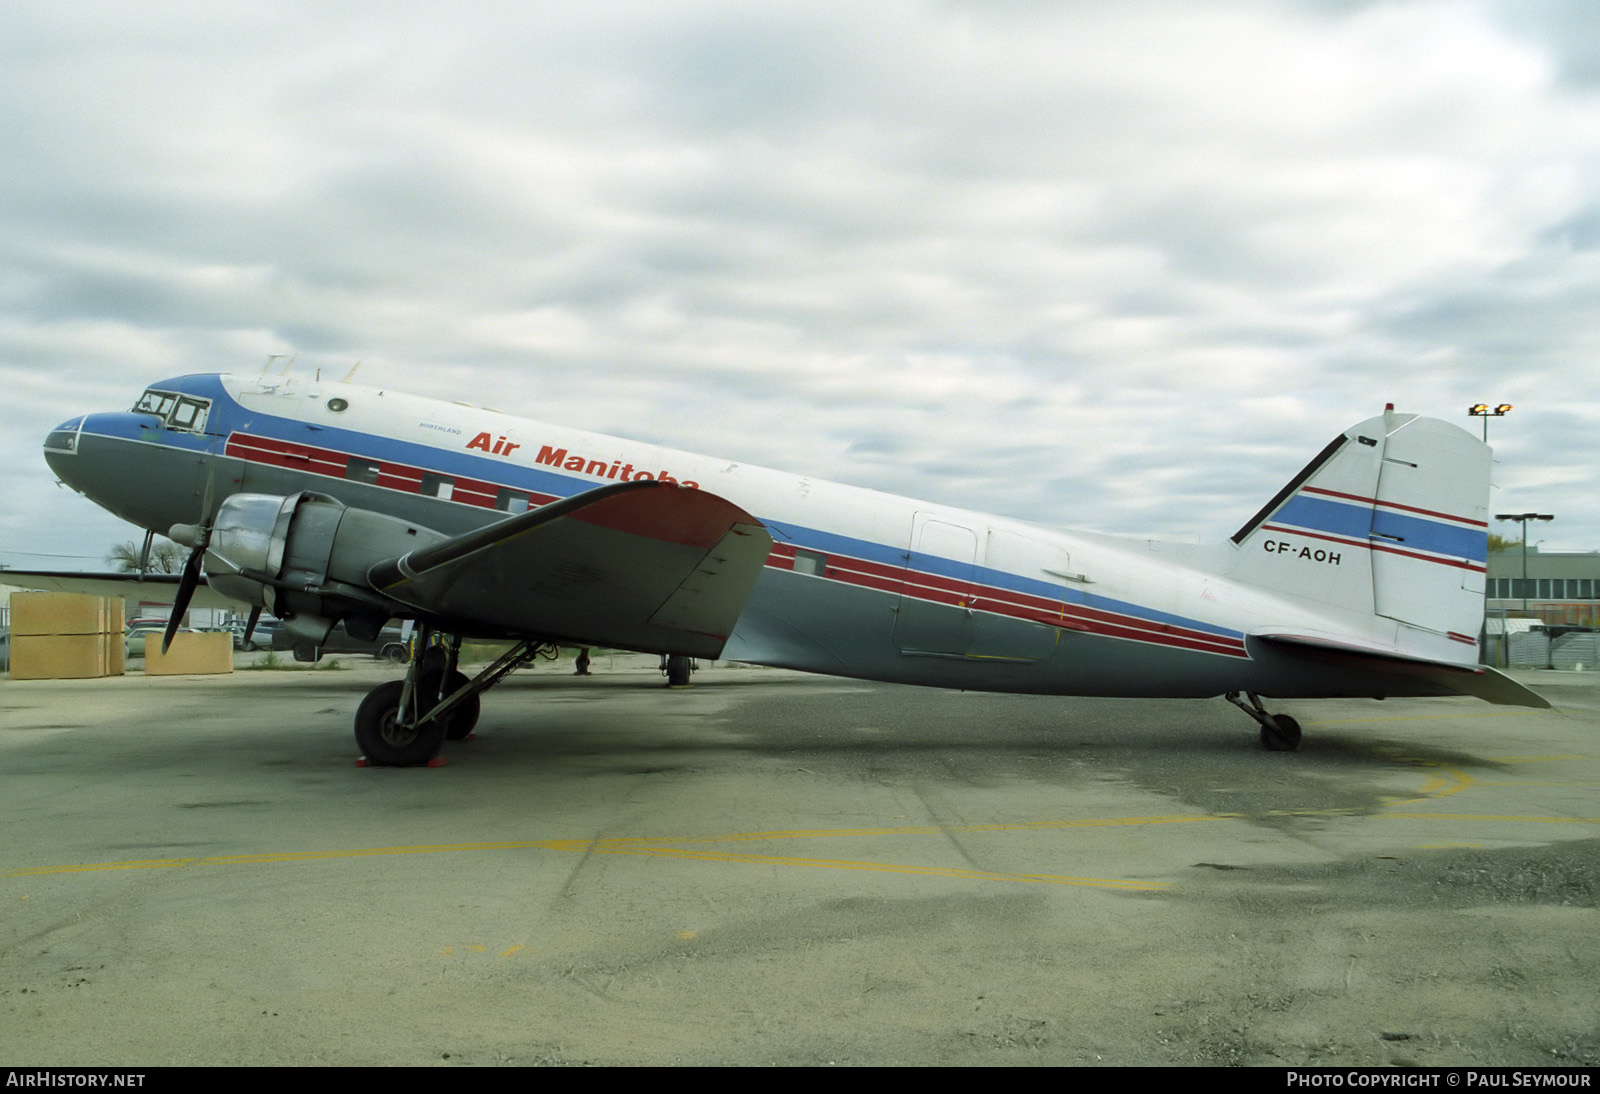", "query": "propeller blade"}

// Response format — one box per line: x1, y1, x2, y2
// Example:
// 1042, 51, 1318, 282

164, 442, 222, 656
241, 605, 262, 649
162, 544, 204, 654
